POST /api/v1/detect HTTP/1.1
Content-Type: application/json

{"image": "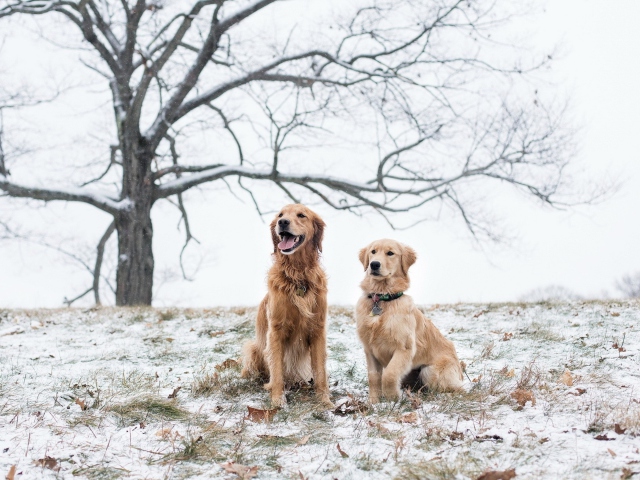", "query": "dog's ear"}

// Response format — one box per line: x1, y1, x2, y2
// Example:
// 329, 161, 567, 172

312, 215, 326, 252
358, 247, 369, 270
400, 244, 417, 275
270, 217, 280, 253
